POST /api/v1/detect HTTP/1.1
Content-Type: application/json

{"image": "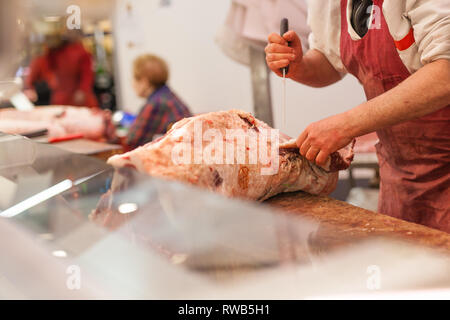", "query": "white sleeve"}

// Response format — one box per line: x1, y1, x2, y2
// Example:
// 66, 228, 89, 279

306, 0, 347, 76
407, 0, 450, 64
